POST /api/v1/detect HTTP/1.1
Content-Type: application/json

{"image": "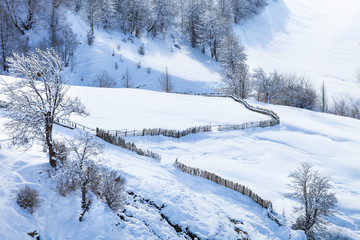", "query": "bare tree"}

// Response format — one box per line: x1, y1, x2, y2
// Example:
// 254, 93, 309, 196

0, 48, 87, 168
93, 70, 116, 88
4, 0, 42, 35
286, 162, 337, 239
158, 67, 175, 93
121, 68, 132, 88
101, 169, 126, 211
219, 32, 249, 98
320, 81, 327, 112
252, 67, 281, 104
55, 132, 104, 220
